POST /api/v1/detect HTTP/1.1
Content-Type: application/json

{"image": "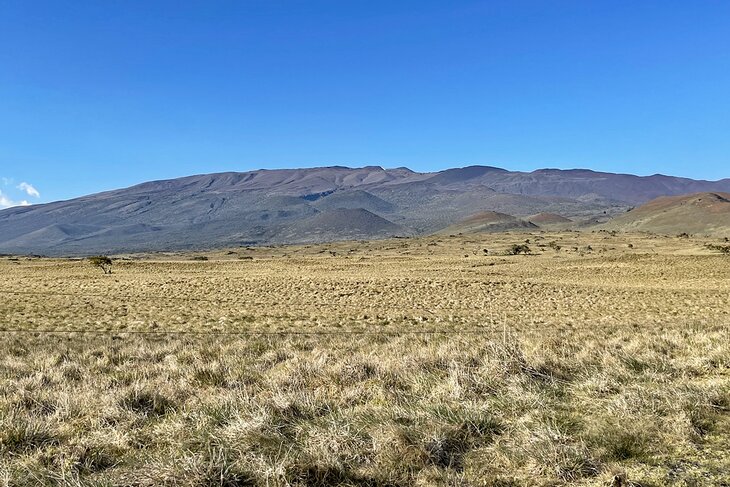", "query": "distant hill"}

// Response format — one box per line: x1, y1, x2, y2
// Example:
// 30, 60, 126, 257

278, 208, 407, 242
438, 211, 537, 234
1, 165, 729, 255
311, 190, 396, 213
604, 192, 730, 236
528, 212, 573, 225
